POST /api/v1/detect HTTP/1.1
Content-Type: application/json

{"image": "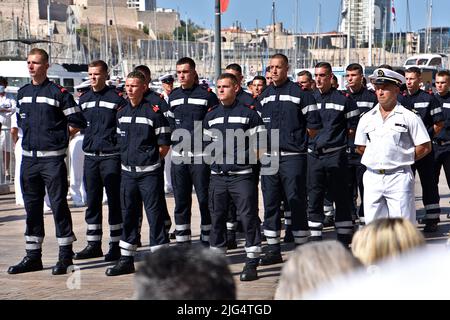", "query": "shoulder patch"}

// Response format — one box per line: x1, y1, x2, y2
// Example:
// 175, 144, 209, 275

207, 87, 212, 92
248, 105, 255, 110
115, 89, 123, 97
152, 105, 160, 113
55, 83, 68, 93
